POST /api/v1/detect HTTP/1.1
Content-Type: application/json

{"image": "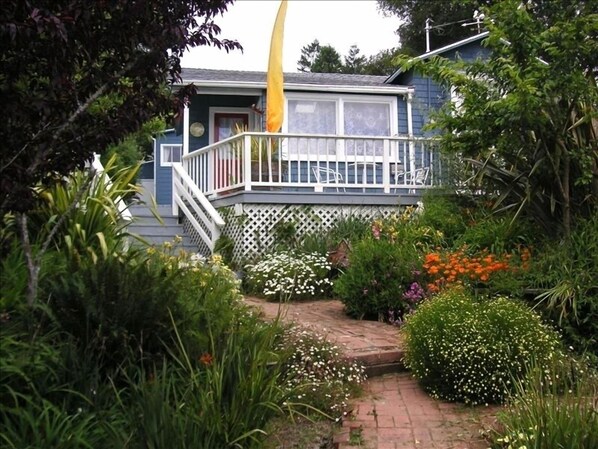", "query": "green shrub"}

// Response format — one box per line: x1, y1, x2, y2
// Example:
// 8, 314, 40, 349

118, 312, 292, 449
326, 214, 371, 246
40, 247, 241, 372
245, 251, 332, 301
334, 238, 423, 321
418, 193, 467, 246
455, 214, 536, 254
492, 358, 598, 449
403, 288, 561, 405
524, 215, 598, 357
